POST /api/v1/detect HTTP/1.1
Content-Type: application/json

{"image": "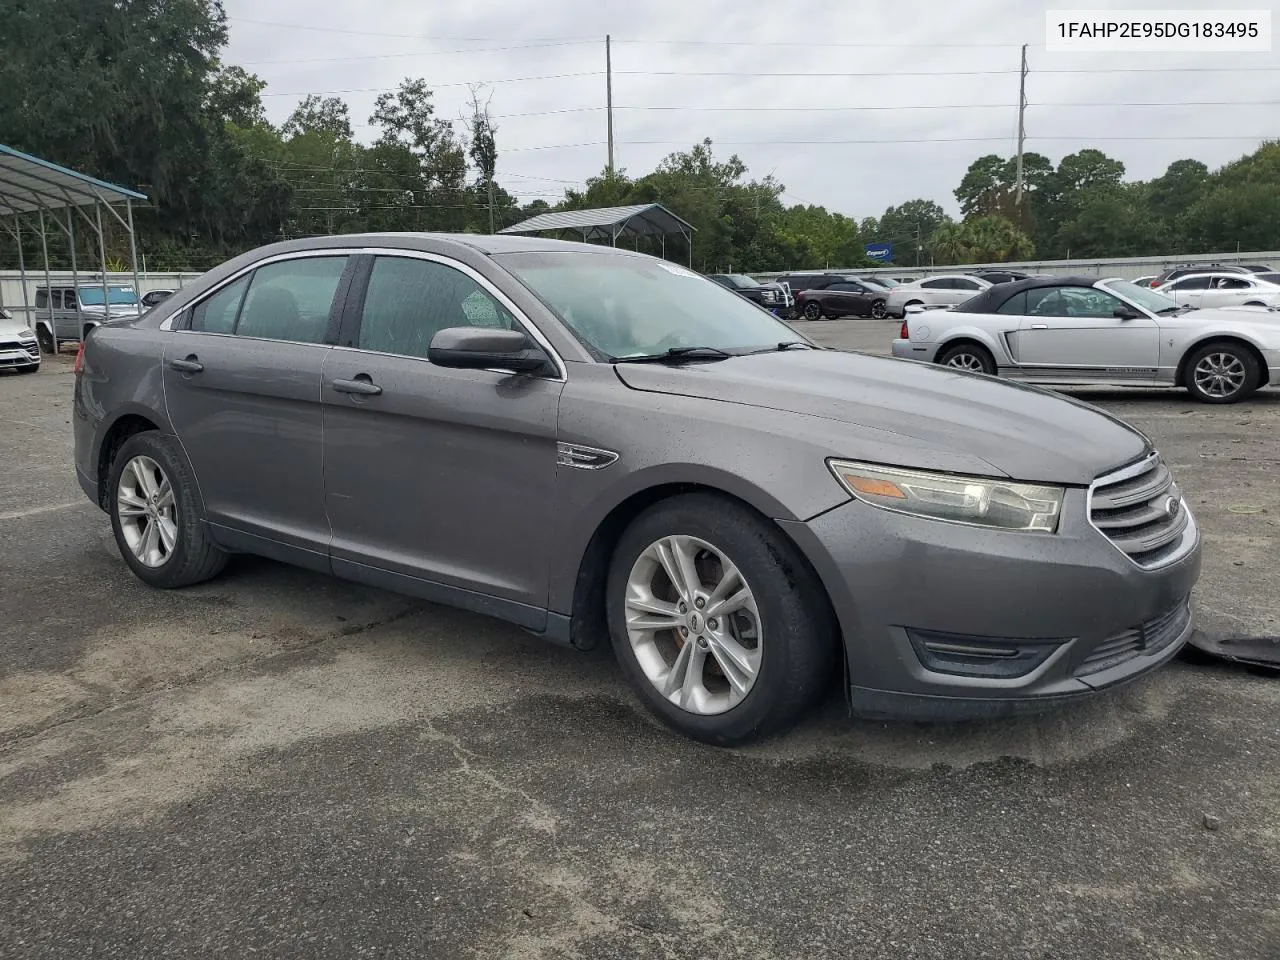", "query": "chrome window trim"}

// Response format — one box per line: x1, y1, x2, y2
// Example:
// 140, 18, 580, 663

162, 246, 567, 382
1086, 453, 1198, 571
